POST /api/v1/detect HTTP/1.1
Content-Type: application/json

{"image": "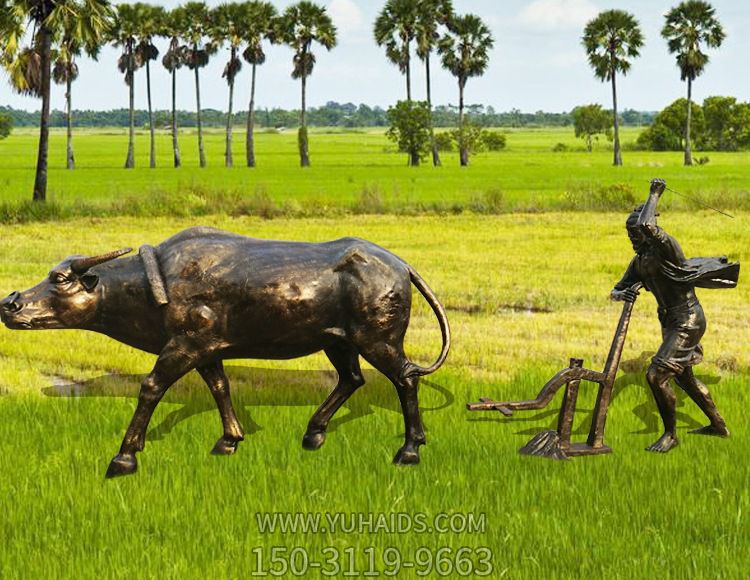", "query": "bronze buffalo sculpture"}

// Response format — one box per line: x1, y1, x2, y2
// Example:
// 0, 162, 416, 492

0, 227, 450, 478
